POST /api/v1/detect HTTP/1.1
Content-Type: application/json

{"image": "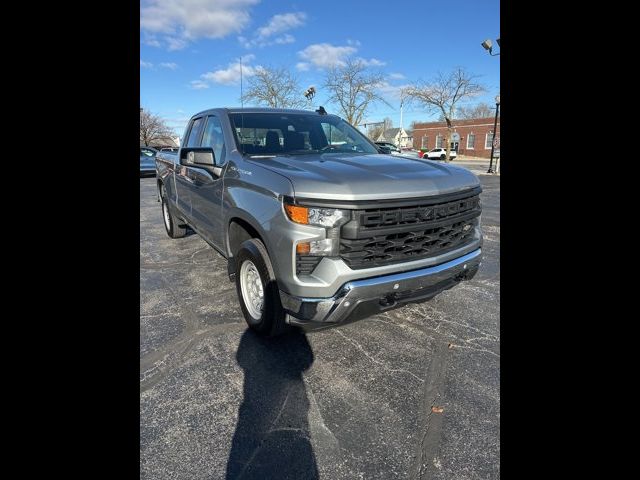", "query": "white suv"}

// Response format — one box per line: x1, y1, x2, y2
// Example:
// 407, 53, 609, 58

423, 148, 457, 160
